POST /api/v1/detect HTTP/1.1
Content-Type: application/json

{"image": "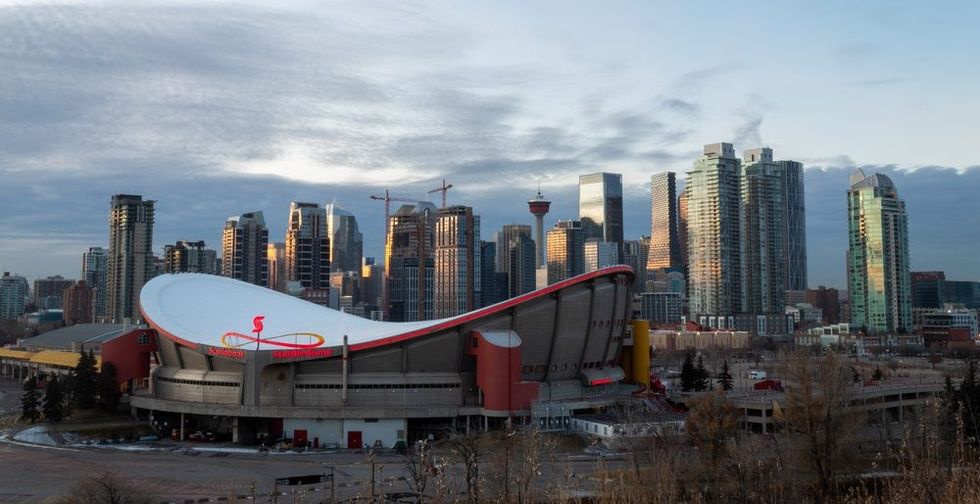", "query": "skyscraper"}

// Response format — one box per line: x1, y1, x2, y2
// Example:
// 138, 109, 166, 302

494, 224, 534, 299
286, 203, 330, 290
0, 272, 28, 320
325, 203, 363, 273
165, 240, 217, 274
222, 212, 269, 286
677, 188, 689, 275
82, 247, 108, 320
584, 240, 618, 273
782, 160, 808, 291
623, 238, 649, 293
578, 172, 624, 259
741, 148, 786, 316
547, 220, 585, 285
847, 169, 912, 334
479, 241, 500, 308
687, 143, 742, 327
107, 194, 155, 323
647, 172, 681, 272
507, 234, 536, 297
267, 242, 286, 293
385, 202, 437, 322
434, 205, 481, 318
